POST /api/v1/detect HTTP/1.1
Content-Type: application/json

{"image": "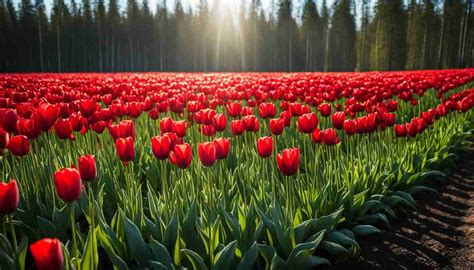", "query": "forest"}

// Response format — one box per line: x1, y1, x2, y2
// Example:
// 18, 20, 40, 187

0, 0, 472, 72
